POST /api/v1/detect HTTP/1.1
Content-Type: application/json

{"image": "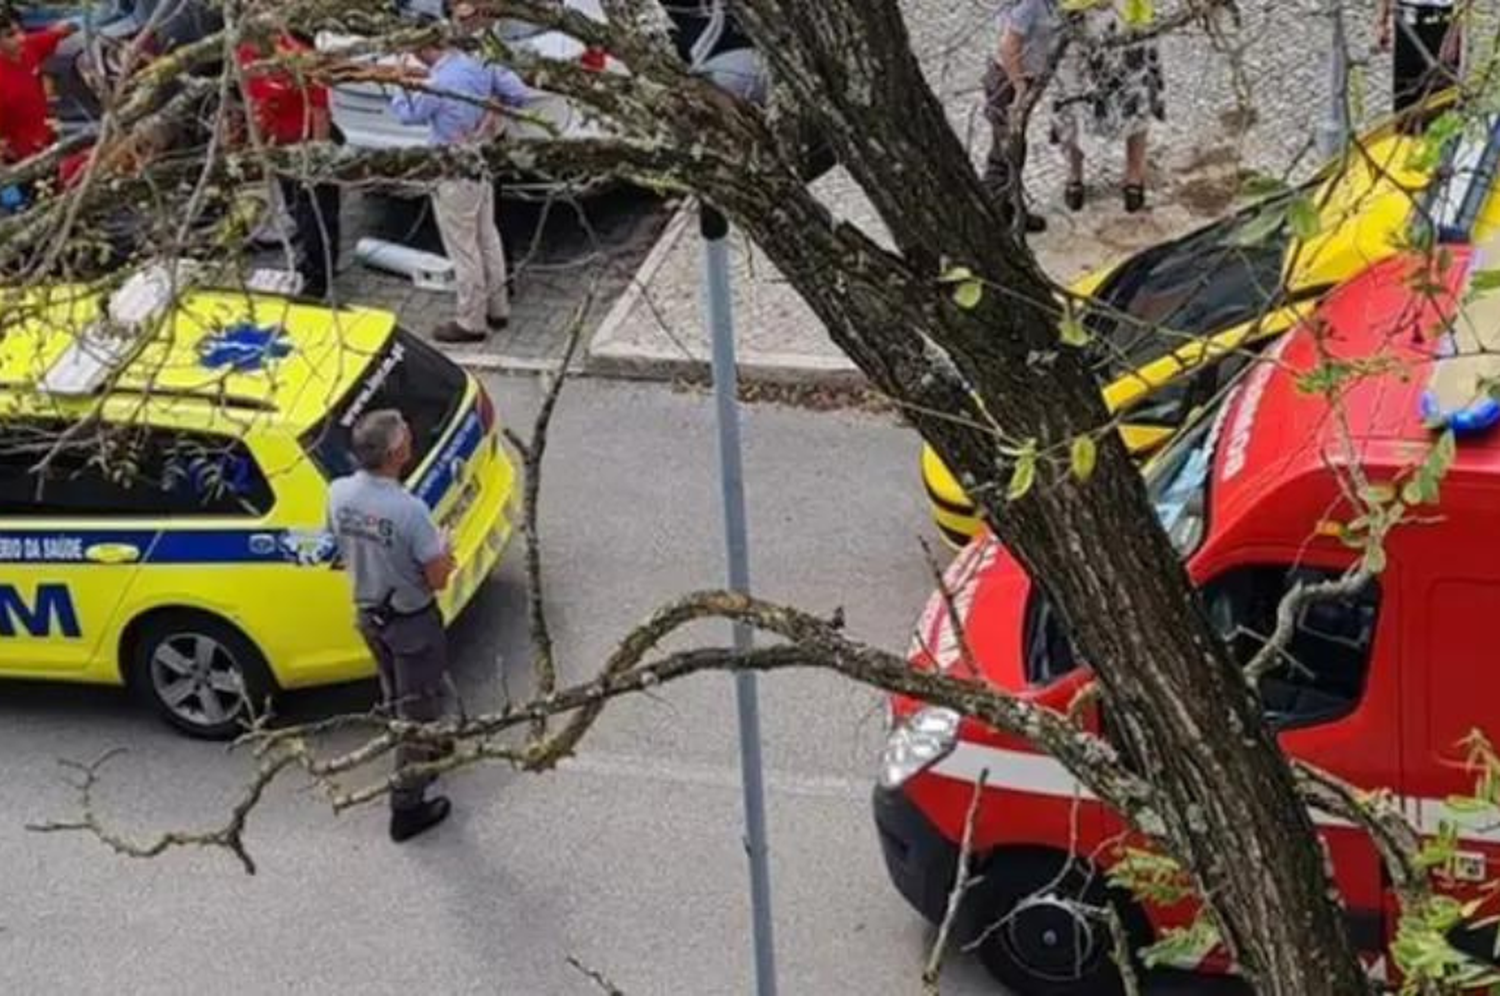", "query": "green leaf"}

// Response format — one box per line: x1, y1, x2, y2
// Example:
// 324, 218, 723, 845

1436, 428, 1457, 472
1121, 0, 1153, 27
1360, 483, 1396, 505
938, 265, 975, 284
1287, 196, 1321, 240
1228, 204, 1290, 247
1238, 173, 1291, 199
1363, 543, 1388, 576
1070, 434, 1098, 482
1408, 111, 1463, 171
1445, 795, 1495, 815
1059, 309, 1091, 347
1473, 269, 1500, 295
1007, 442, 1038, 501
953, 280, 984, 310
1402, 479, 1426, 507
